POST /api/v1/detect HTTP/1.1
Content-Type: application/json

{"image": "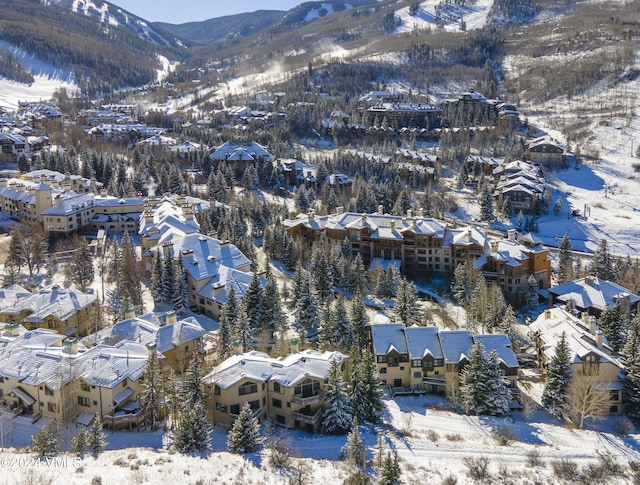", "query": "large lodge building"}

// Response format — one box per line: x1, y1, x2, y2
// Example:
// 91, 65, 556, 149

284, 207, 551, 298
